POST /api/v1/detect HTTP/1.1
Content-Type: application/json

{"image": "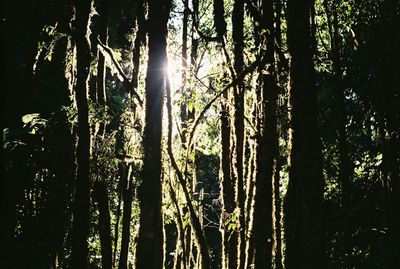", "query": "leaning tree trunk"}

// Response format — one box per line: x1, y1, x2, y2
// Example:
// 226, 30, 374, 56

284, 0, 325, 268
166, 74, 211, 269
70, 0, 92, 268
252, 0, 277, 268
135, 0, 170, 268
